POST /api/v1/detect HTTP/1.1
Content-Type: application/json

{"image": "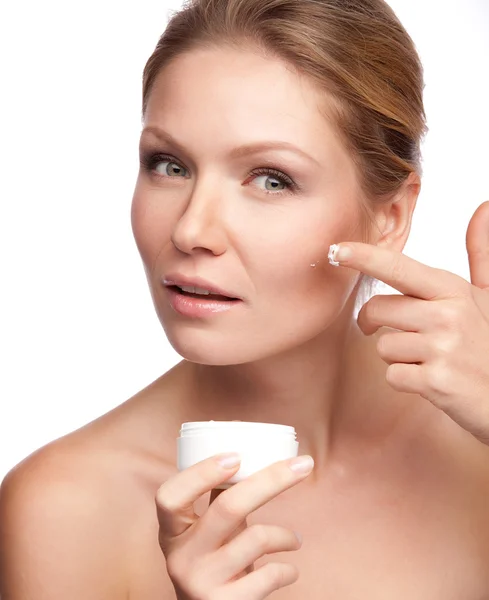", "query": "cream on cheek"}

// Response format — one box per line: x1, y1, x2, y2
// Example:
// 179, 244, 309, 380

262, 230, 331, 299
296, 208, 363, 301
